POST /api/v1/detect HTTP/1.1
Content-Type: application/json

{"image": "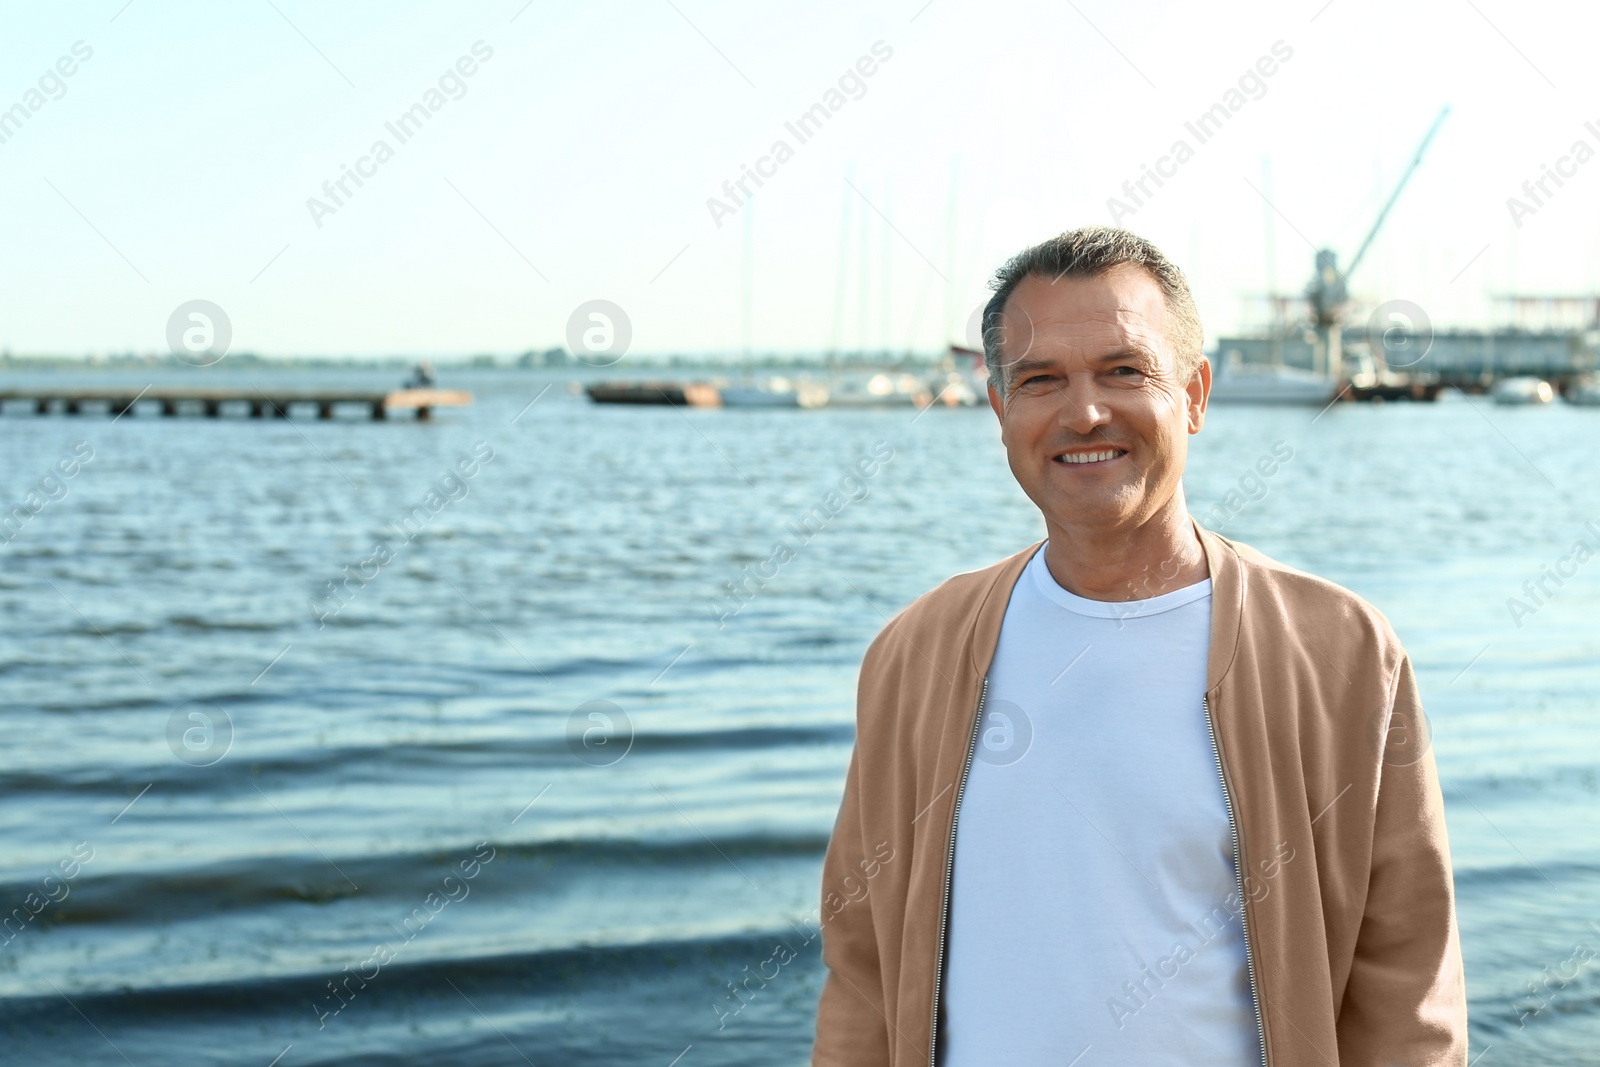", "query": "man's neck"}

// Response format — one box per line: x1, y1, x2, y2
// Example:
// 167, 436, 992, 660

1039, 498, 1209, 603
